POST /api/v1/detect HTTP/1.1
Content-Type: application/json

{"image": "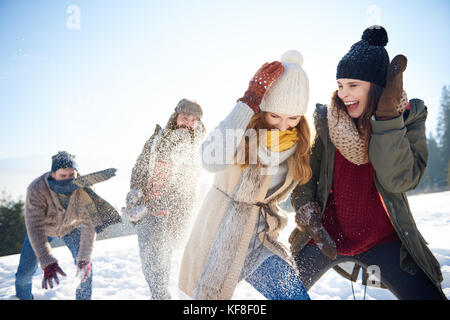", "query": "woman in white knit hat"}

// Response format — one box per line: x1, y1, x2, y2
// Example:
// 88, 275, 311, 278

178, 50, 312, 300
